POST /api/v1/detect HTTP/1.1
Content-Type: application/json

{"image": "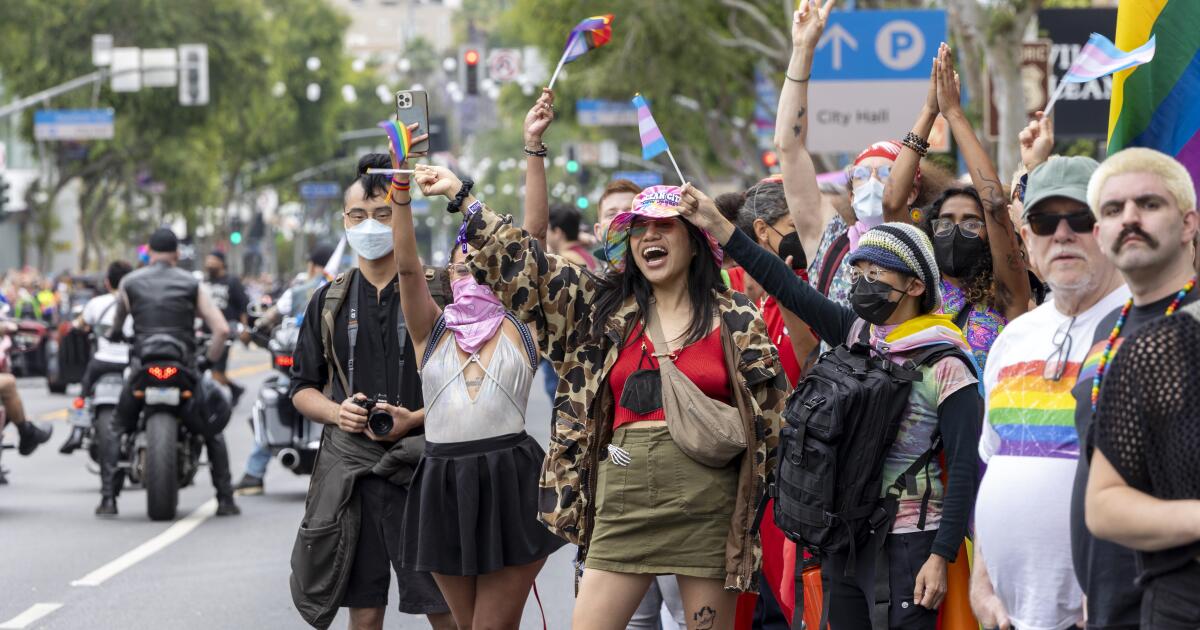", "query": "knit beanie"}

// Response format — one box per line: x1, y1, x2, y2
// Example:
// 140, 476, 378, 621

845, 222, 942, 313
